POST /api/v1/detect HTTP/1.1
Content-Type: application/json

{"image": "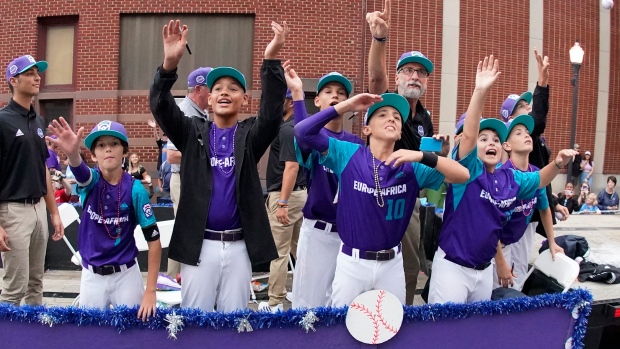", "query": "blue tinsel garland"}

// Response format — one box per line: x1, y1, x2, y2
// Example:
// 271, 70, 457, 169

0, 289, 592, 348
